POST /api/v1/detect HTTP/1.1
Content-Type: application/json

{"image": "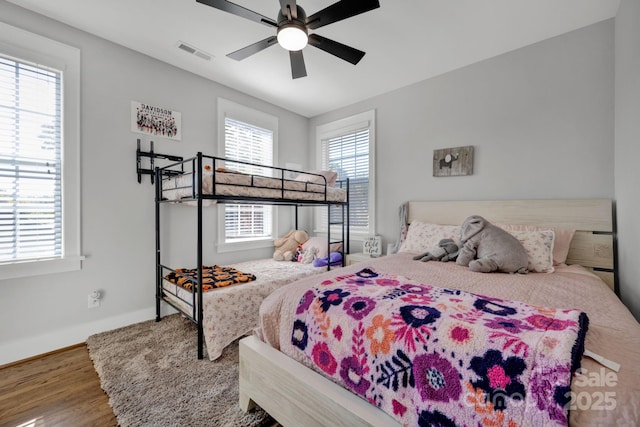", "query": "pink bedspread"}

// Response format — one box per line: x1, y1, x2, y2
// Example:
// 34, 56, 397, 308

257, 253, 640, 426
